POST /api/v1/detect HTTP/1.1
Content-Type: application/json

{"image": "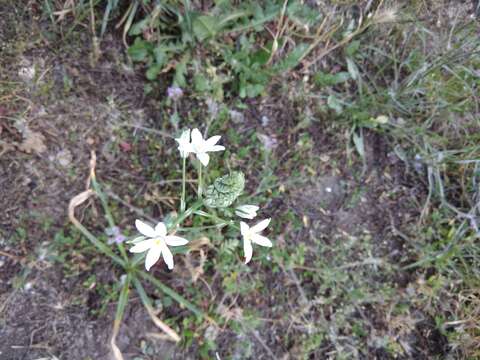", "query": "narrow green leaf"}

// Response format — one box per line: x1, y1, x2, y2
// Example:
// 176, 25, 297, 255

314, 71, 350, 87
346, 57, 360, 81
327, 95, 343, 113
73, 221, 126, 267
115, 273, 131, 322
139, 271, 204, 318
100, 0, 120, 37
